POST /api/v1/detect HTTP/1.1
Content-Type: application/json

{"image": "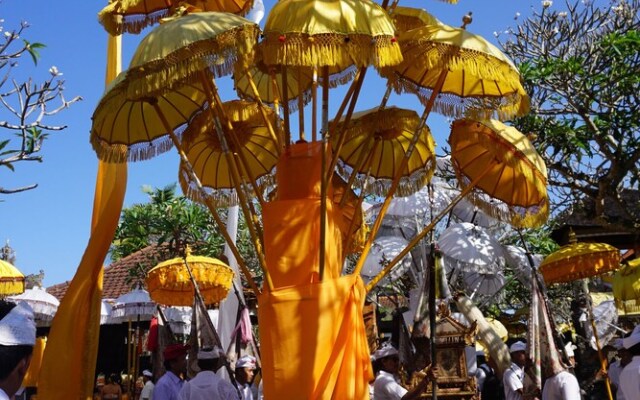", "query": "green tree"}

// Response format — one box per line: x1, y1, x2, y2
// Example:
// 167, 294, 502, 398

500, 0, 640, 230
0, 17, 81, 194
110, 184, 260, 288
